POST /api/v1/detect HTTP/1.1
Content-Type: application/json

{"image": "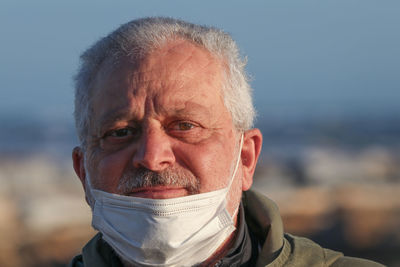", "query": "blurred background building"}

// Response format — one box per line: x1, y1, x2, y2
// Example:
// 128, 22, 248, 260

0, 1, 399, 266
